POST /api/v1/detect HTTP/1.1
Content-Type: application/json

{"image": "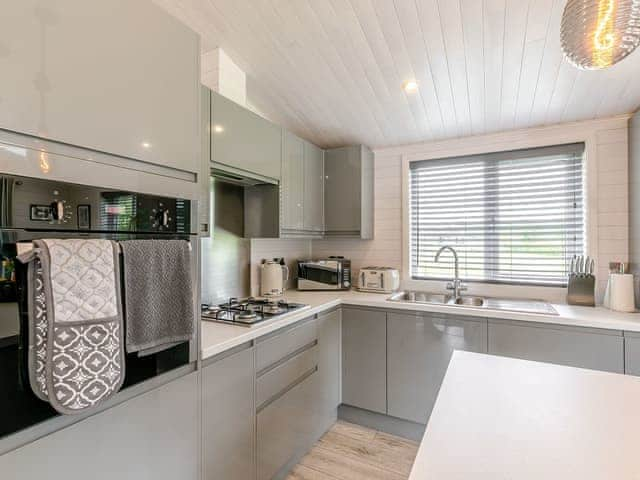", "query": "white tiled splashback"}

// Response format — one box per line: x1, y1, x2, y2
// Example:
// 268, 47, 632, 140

250, 238, 312, 296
